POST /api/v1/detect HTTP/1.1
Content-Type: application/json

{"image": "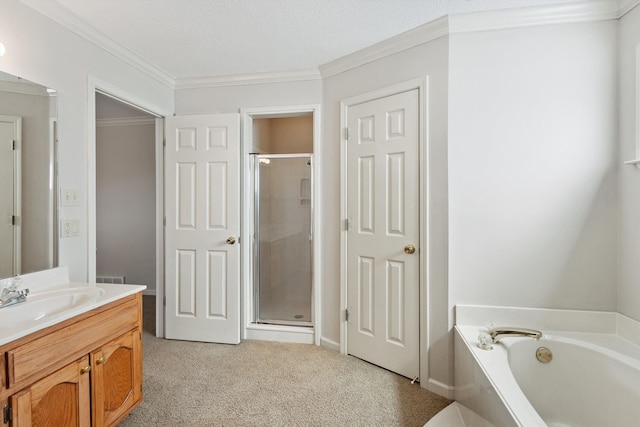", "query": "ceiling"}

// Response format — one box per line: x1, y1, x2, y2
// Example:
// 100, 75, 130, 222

26, 0, 585, 81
